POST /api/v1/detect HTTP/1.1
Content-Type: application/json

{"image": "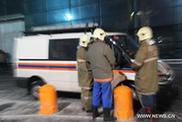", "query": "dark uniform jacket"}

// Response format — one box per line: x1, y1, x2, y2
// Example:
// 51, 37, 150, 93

132, 40, 159, 94
76, 47, 92, 87
87, 40, 116, 82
